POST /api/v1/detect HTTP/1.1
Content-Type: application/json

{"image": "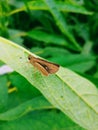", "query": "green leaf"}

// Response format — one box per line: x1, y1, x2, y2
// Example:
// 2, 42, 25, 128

43, 0, 81, 51
0, 110, 84, 130
27, 29, 68, 46
59, 54, 95, 73
0, 96, 52, 121
0, 37, 98, 130
8, 29, 24, 45
8, 1, 93, 15
0, 75, 8, 112
9, 72, 41, 100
